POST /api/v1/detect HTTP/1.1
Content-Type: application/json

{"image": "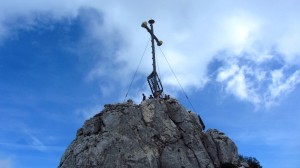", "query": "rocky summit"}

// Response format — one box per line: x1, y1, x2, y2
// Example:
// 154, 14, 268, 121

59, 98, 239, 168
